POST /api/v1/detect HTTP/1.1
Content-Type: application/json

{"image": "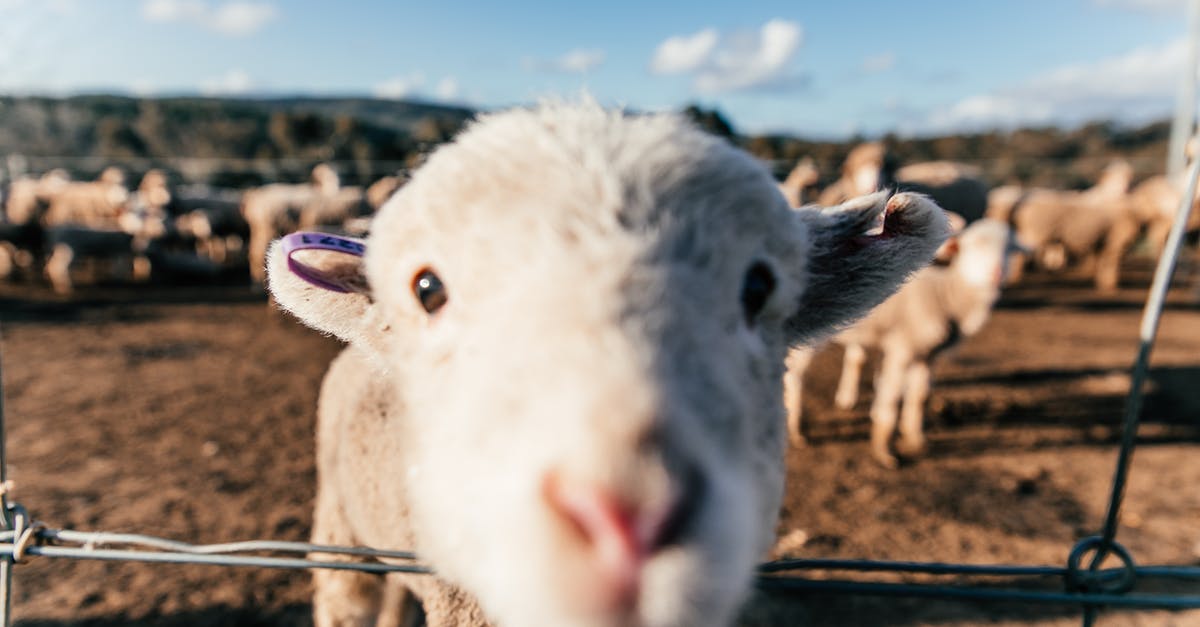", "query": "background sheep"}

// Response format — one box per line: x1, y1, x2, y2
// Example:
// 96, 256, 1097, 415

244, 164, 372, 285
268, 103, 947, 627
784, 218, 1022, 468
992, 160, 1134, 284
818, 142, 989, 223
1095, 166, 1200, 291
42, 167, 130, 229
